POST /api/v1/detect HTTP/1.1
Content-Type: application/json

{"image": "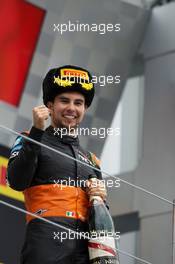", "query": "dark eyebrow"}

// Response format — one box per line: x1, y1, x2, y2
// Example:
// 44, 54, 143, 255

75, 99, 84, 103
58, 95, 84, 103
58, 96, 69, 100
